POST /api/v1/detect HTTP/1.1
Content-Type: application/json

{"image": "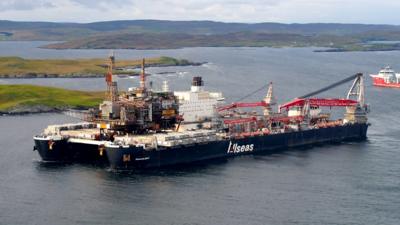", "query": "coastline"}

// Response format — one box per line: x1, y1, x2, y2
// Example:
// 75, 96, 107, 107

0, 106, 64, 115
0, 104, 95, 116
314, 48, 400, 53
0, 57, 205, 79
0, 106, 91, 116
314, 43, 400, 52
42, 44, 400, 53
